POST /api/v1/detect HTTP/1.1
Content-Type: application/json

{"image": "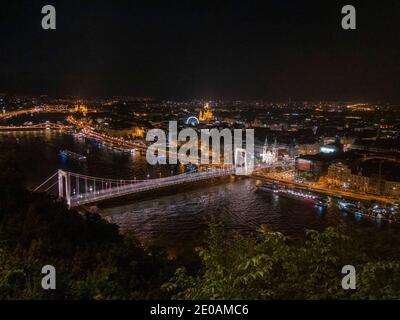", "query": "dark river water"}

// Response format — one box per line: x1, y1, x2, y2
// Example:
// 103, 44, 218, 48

0, 129, 388, 253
